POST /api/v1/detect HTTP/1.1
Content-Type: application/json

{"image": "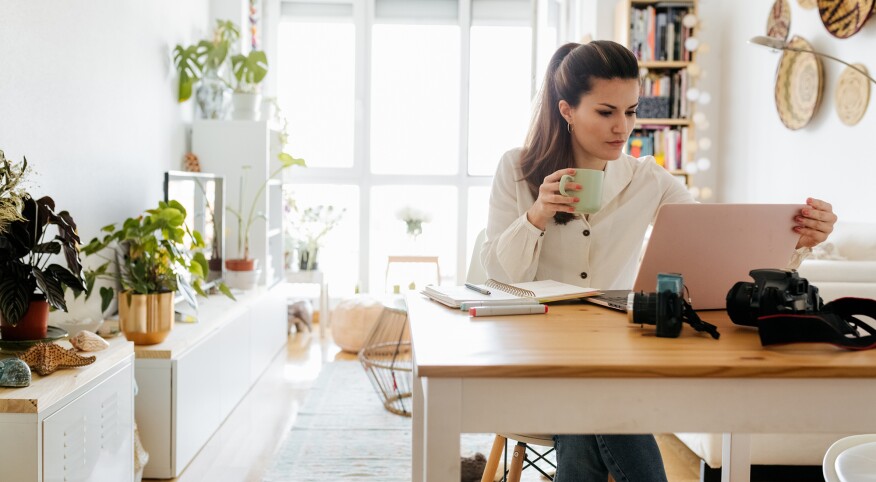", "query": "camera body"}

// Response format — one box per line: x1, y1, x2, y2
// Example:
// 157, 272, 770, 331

726, 269, 823, 327
627, 273, 684, 338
